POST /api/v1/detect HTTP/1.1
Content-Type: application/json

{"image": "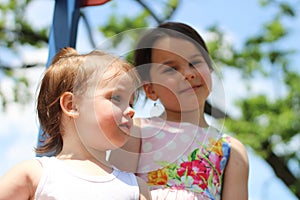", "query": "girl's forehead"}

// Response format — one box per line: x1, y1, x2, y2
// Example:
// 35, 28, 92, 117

83, 69, 135, 98
98, 69, 135, 89
152, 37, 200, 56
